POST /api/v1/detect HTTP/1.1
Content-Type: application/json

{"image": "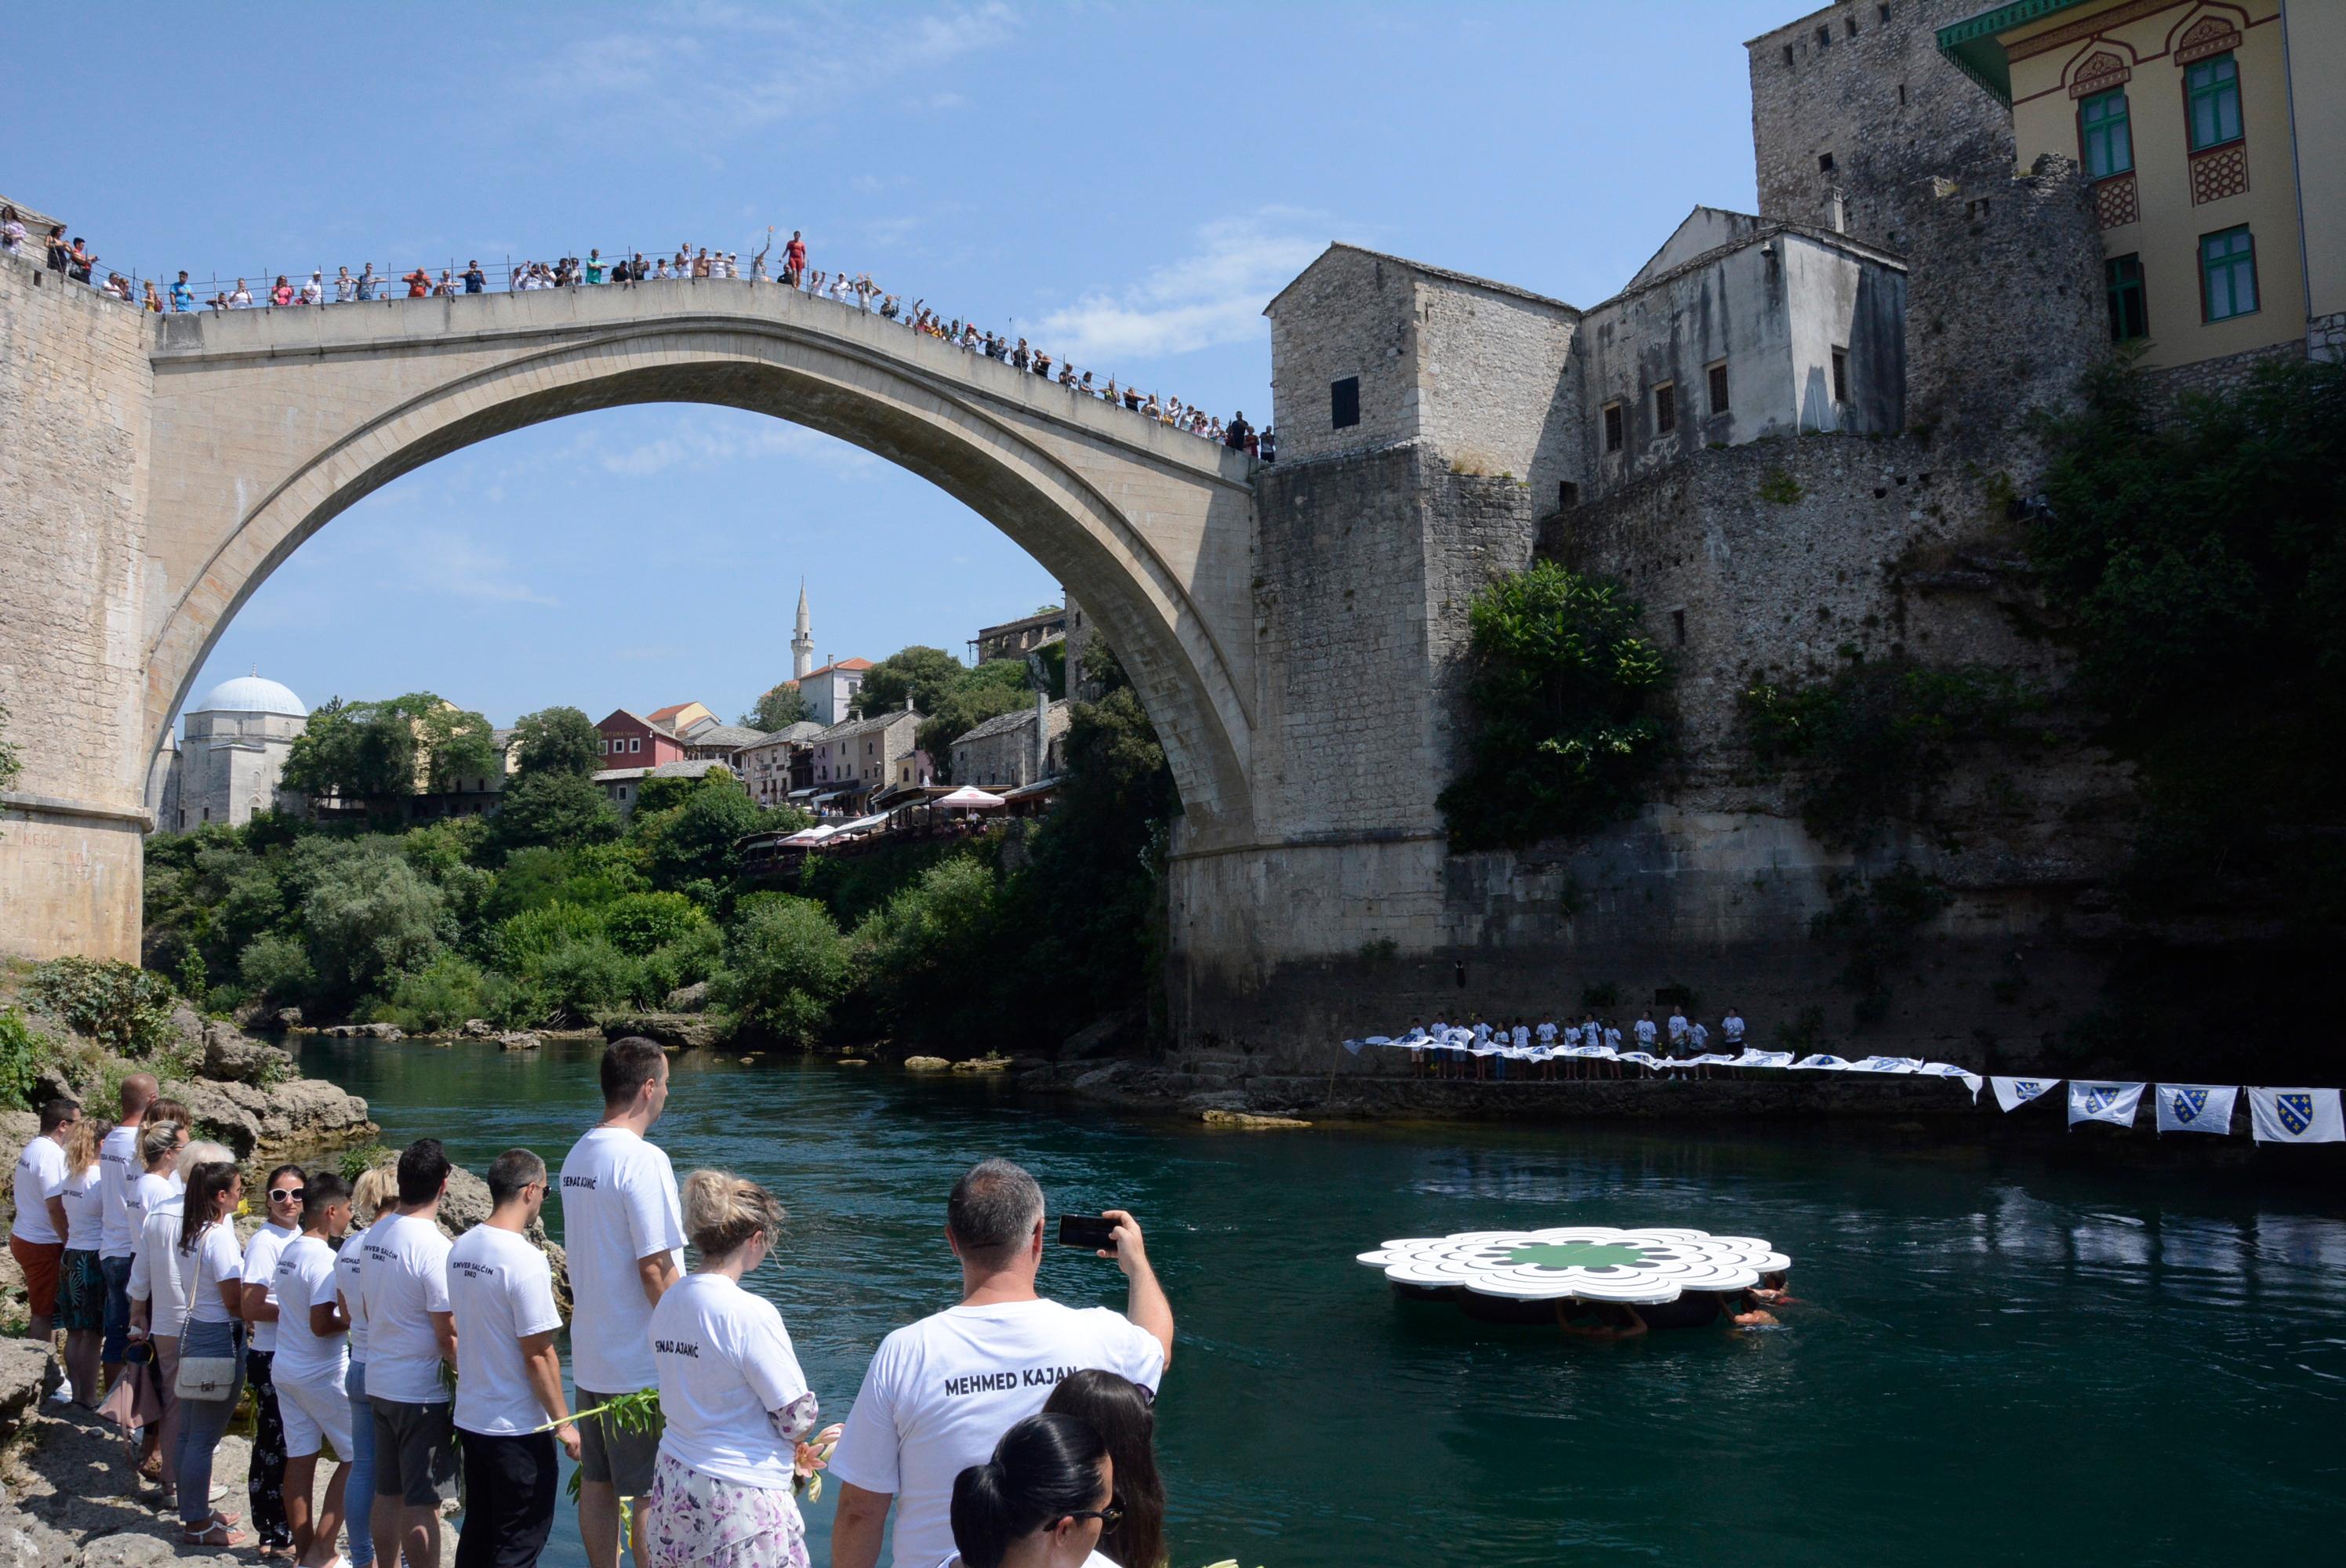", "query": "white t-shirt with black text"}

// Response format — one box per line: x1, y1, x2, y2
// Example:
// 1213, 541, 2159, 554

60, 1162, 105, 1252
242, 1221, 298, 1351
99, 1124, 143, 1259
183, 1220, 245, 1326
828, 1298, 1166, 1568
651, 1272, 812, 1490
11, 1135, 67, 1245
336, 1219, 376, 1363
448, 1224, 563, 1437
358, 1212, 453, 1403
557, 1126, 683, 1393
271, 1235, 350, 1389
